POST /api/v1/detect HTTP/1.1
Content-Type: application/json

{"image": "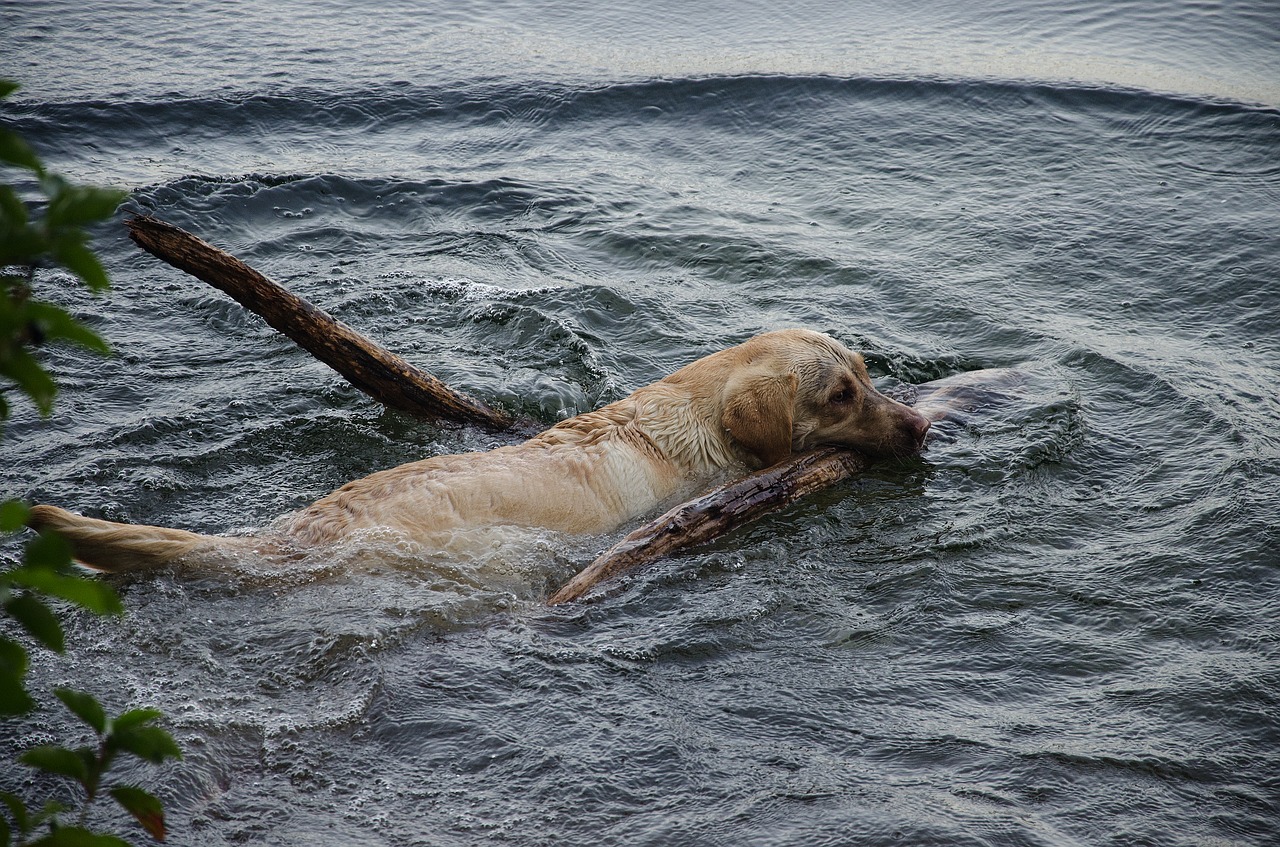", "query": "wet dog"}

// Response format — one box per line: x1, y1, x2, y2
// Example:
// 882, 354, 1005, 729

30, 329, 929, 571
